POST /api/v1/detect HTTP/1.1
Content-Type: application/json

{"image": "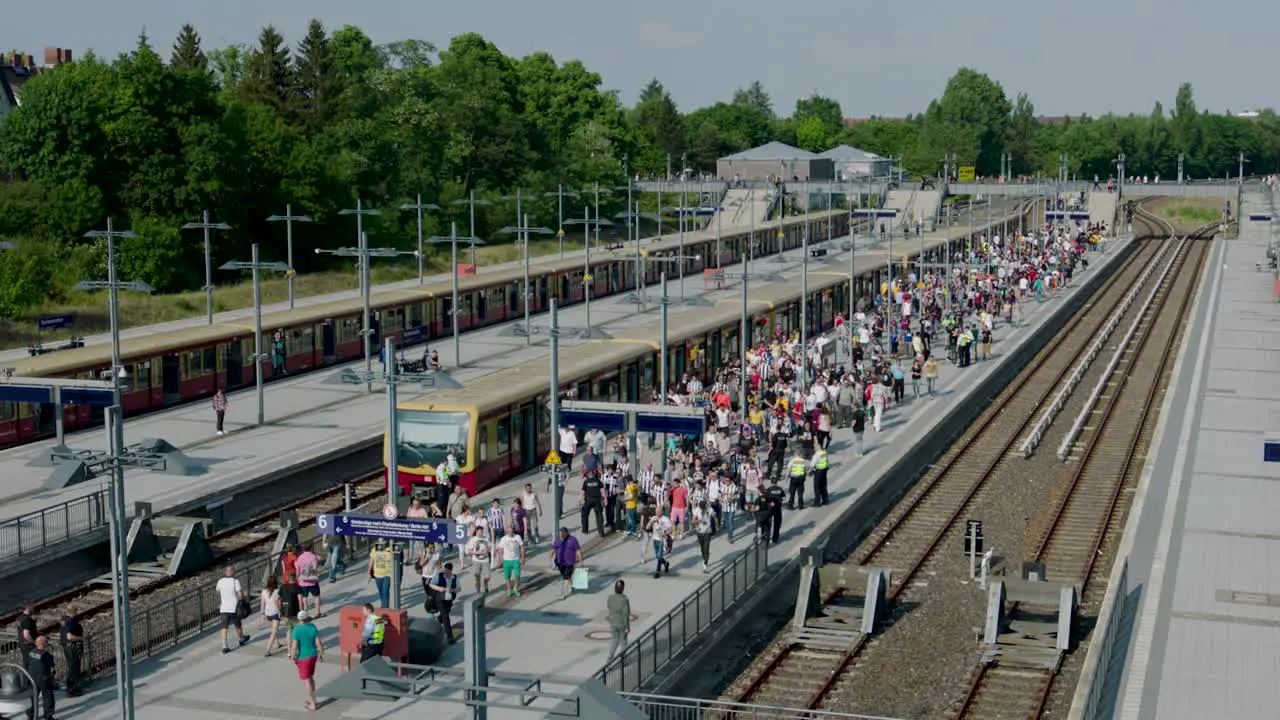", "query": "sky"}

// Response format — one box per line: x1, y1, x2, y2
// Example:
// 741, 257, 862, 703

8, 0, 1279, 118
